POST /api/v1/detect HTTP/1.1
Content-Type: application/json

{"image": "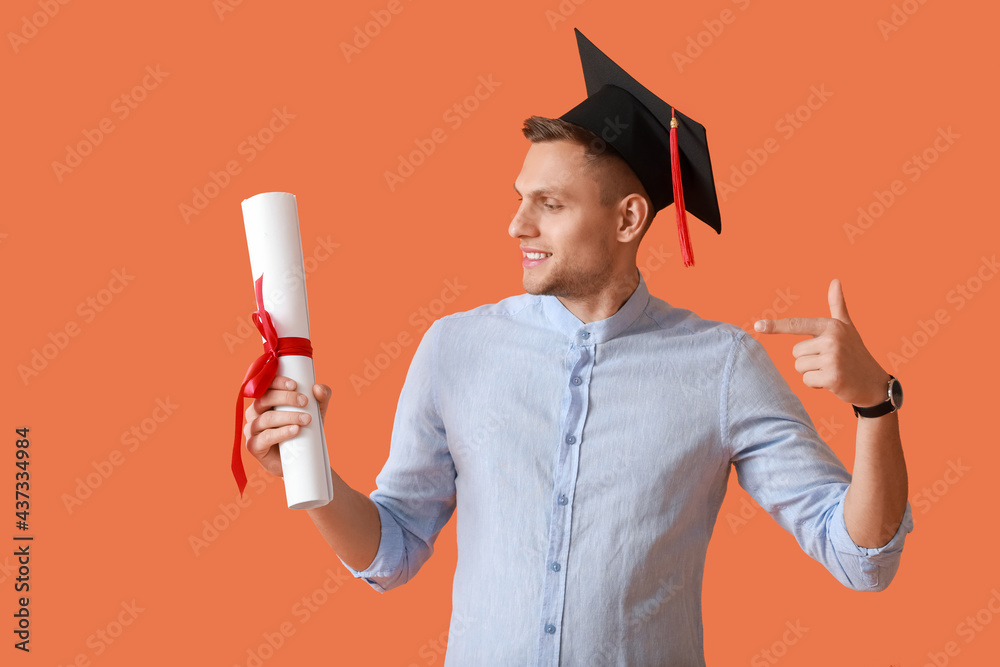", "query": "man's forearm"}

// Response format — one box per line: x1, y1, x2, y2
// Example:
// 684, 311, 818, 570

843, 412, 908, 548
306, 467, 382, 571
